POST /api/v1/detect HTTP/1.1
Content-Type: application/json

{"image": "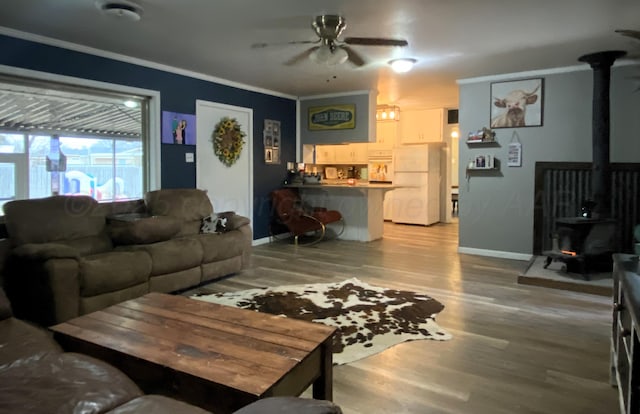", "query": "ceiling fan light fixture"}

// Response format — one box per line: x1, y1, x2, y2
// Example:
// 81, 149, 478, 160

311, 45, 348, 66
389, 58, 417, 73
